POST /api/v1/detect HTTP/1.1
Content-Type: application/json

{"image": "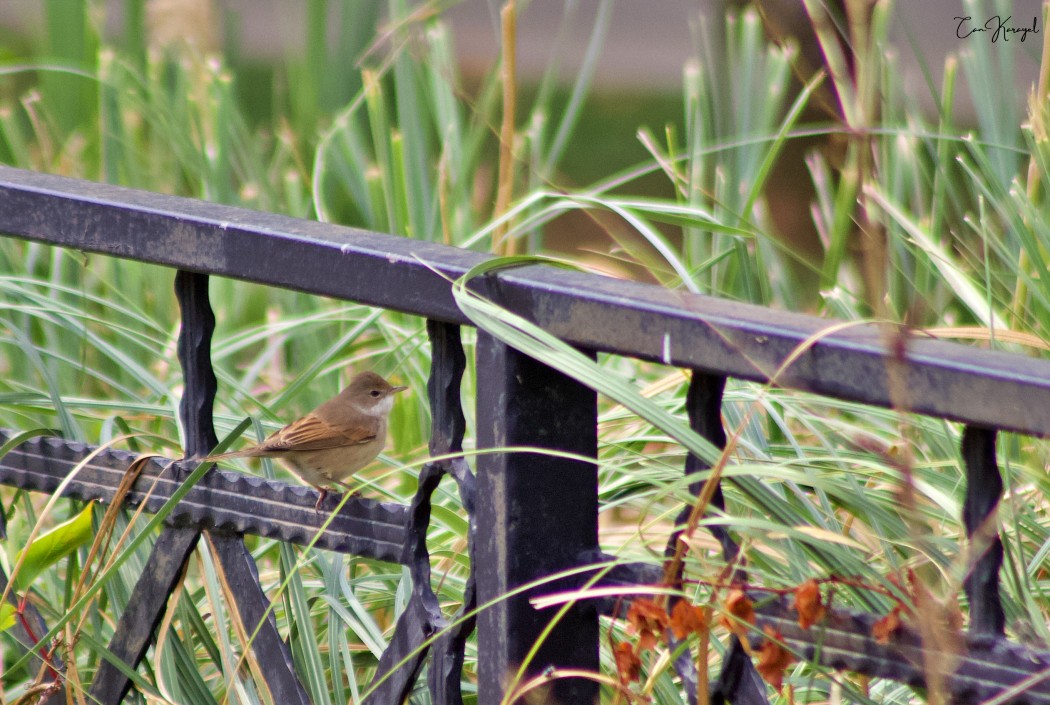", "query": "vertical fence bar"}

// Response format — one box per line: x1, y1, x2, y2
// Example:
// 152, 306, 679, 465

89, 270, 311, 704
174, 270, 219, 459
664, 372, 727, 705
89, 270, 219, 703
961, 425, 1006, 637
366, 320, 475, 704
427, 320, 467, 457
664, 371, 738, 581
475, 332, 598, 705
172, 271, 310, 702
428, 457, 476, 705
367, 461, 450, 702
424, 320, 477, 705
669, 372, 765, 705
